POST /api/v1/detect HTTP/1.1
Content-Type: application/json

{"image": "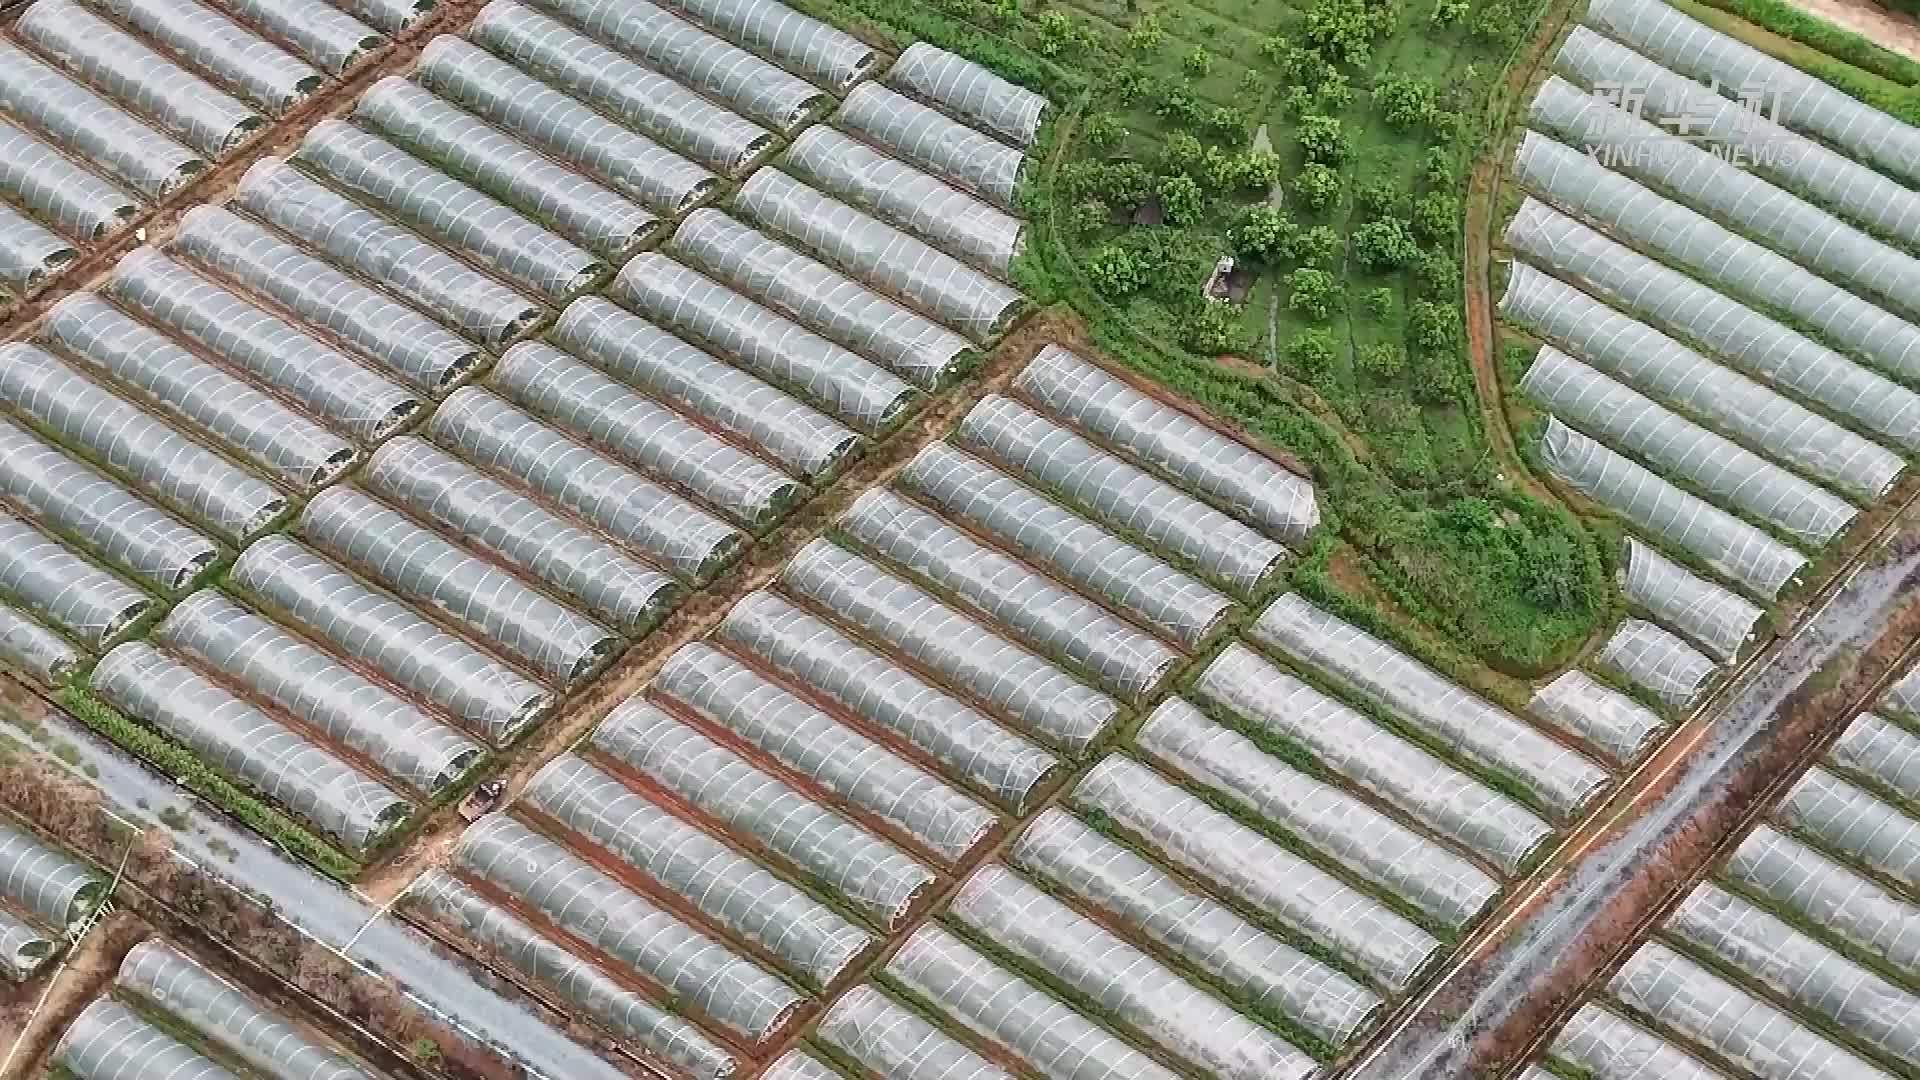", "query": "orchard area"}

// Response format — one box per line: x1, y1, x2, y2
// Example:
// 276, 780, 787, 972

793, 0, 1615, 673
